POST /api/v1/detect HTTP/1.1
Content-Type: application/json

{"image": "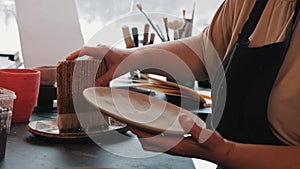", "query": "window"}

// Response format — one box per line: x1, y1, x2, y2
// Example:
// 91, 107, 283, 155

0, 0, 222, 52
0, 0, 20, 51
